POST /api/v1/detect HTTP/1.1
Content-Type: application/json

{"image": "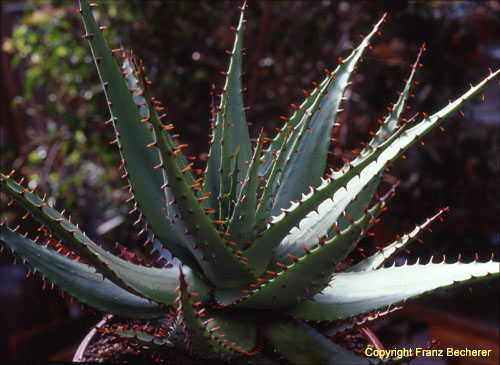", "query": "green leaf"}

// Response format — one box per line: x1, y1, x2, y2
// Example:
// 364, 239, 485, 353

286, 260, 500, 321
244, 124, 406, 275
349, 208, 446, 272
122, 37, 254, 290
205, 310, 259, 355
271, 45, 424, 259
122, 57, 200, 269
113, 326, 201, 363
204, 4, 252, 211
228, 132, 264, 248
114, 329, 174, 348
0, 173, 209, 305
78, 0, 198, 268
255, 131, 289, 224
271, 176, 384, 269
259, 78, 327, 180
220, 3, 252, 191
364, 44, 424, 152
265, 319, 369, 365
219, 89, 235, 220
203, 84, 223, 215
245, 67, 499, 276
0, 225, 164, 318
262, 74, 334, 220
170, 268, 255, 359
122, 57, 197, 187
313, 68, 500, 252
123, 56, 203, 268
235, 203, 380, 309
270, 14, 387, 218
320, 306, 401, 338
228, 146, 241, 220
